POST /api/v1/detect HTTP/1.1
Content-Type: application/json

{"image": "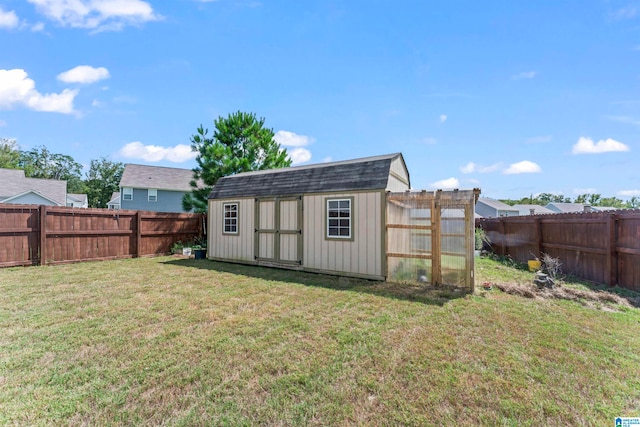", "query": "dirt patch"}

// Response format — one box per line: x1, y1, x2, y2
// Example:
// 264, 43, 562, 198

490, 281, 639, 310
